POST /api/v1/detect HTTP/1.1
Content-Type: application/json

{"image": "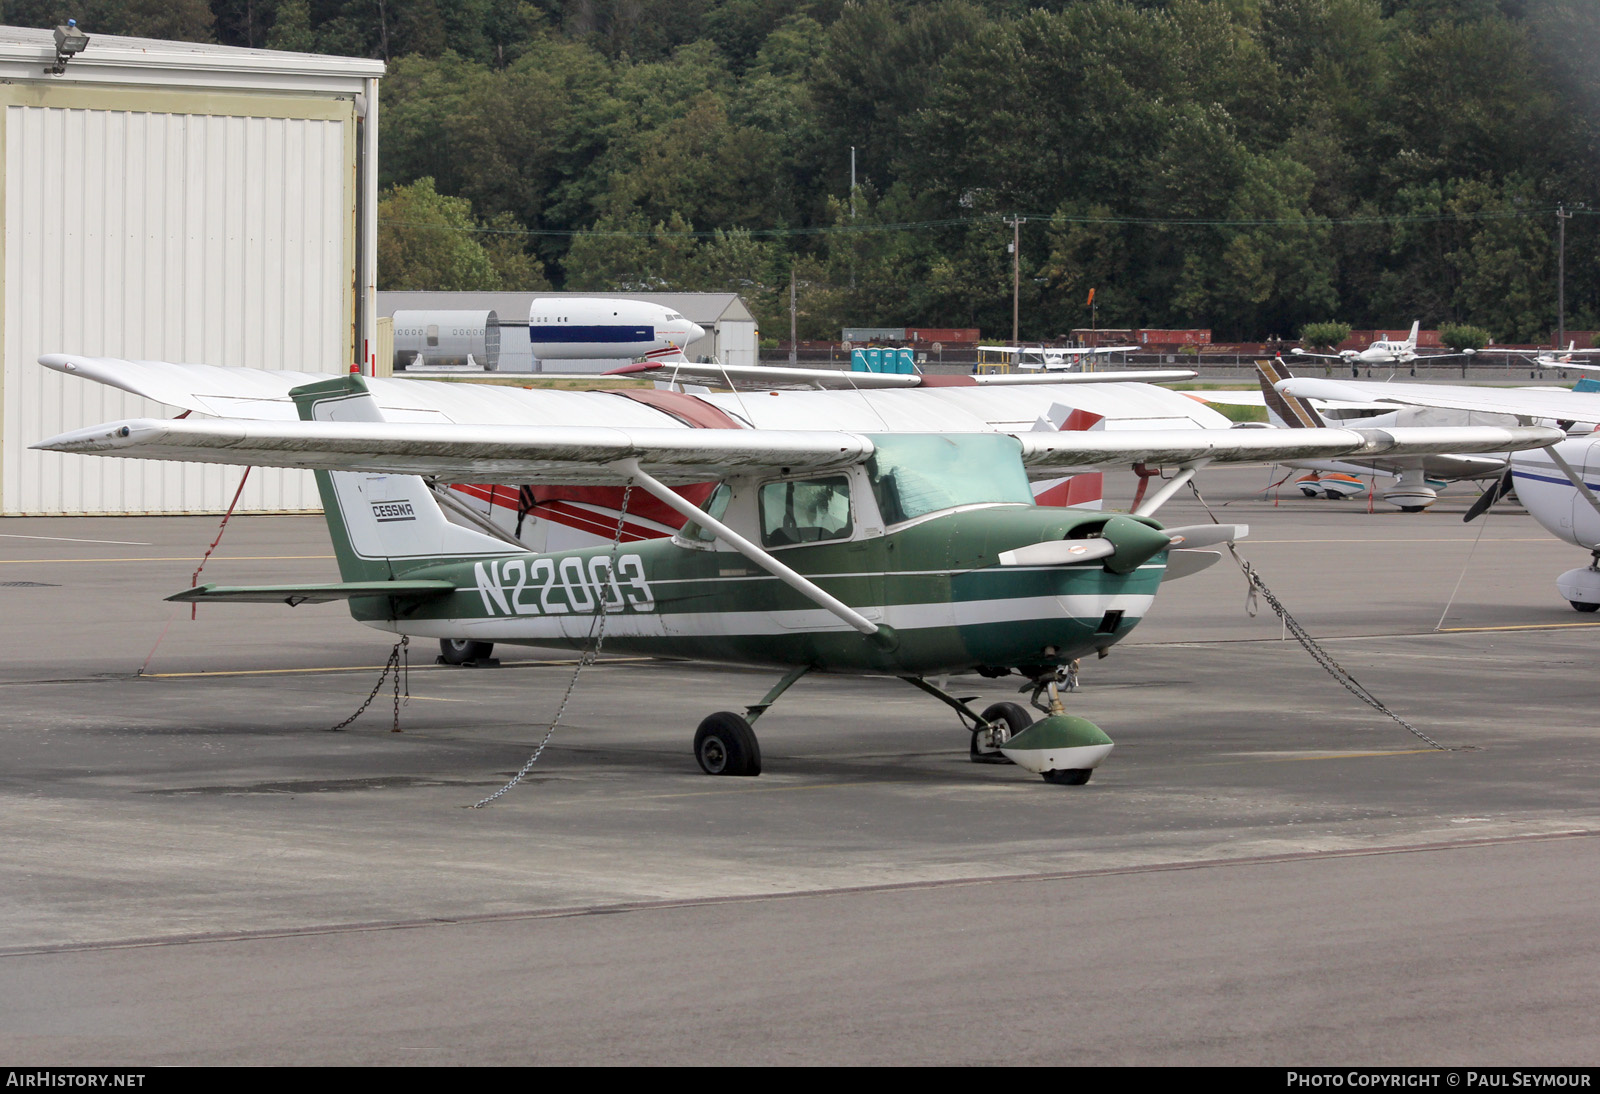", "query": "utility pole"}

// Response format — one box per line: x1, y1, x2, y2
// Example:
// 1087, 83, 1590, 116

850, 146, 857, 290
789, 268, 798, 365
1557, 204, 1572, 350
1011, 216, 1020, 346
